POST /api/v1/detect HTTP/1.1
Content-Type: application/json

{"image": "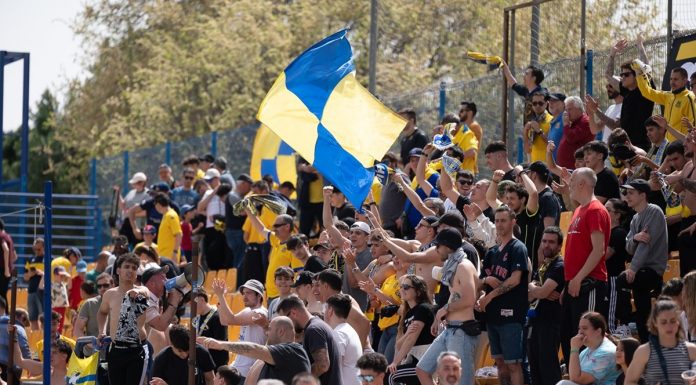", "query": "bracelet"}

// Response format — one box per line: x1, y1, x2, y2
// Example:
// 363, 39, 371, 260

570, 348, 580, 354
